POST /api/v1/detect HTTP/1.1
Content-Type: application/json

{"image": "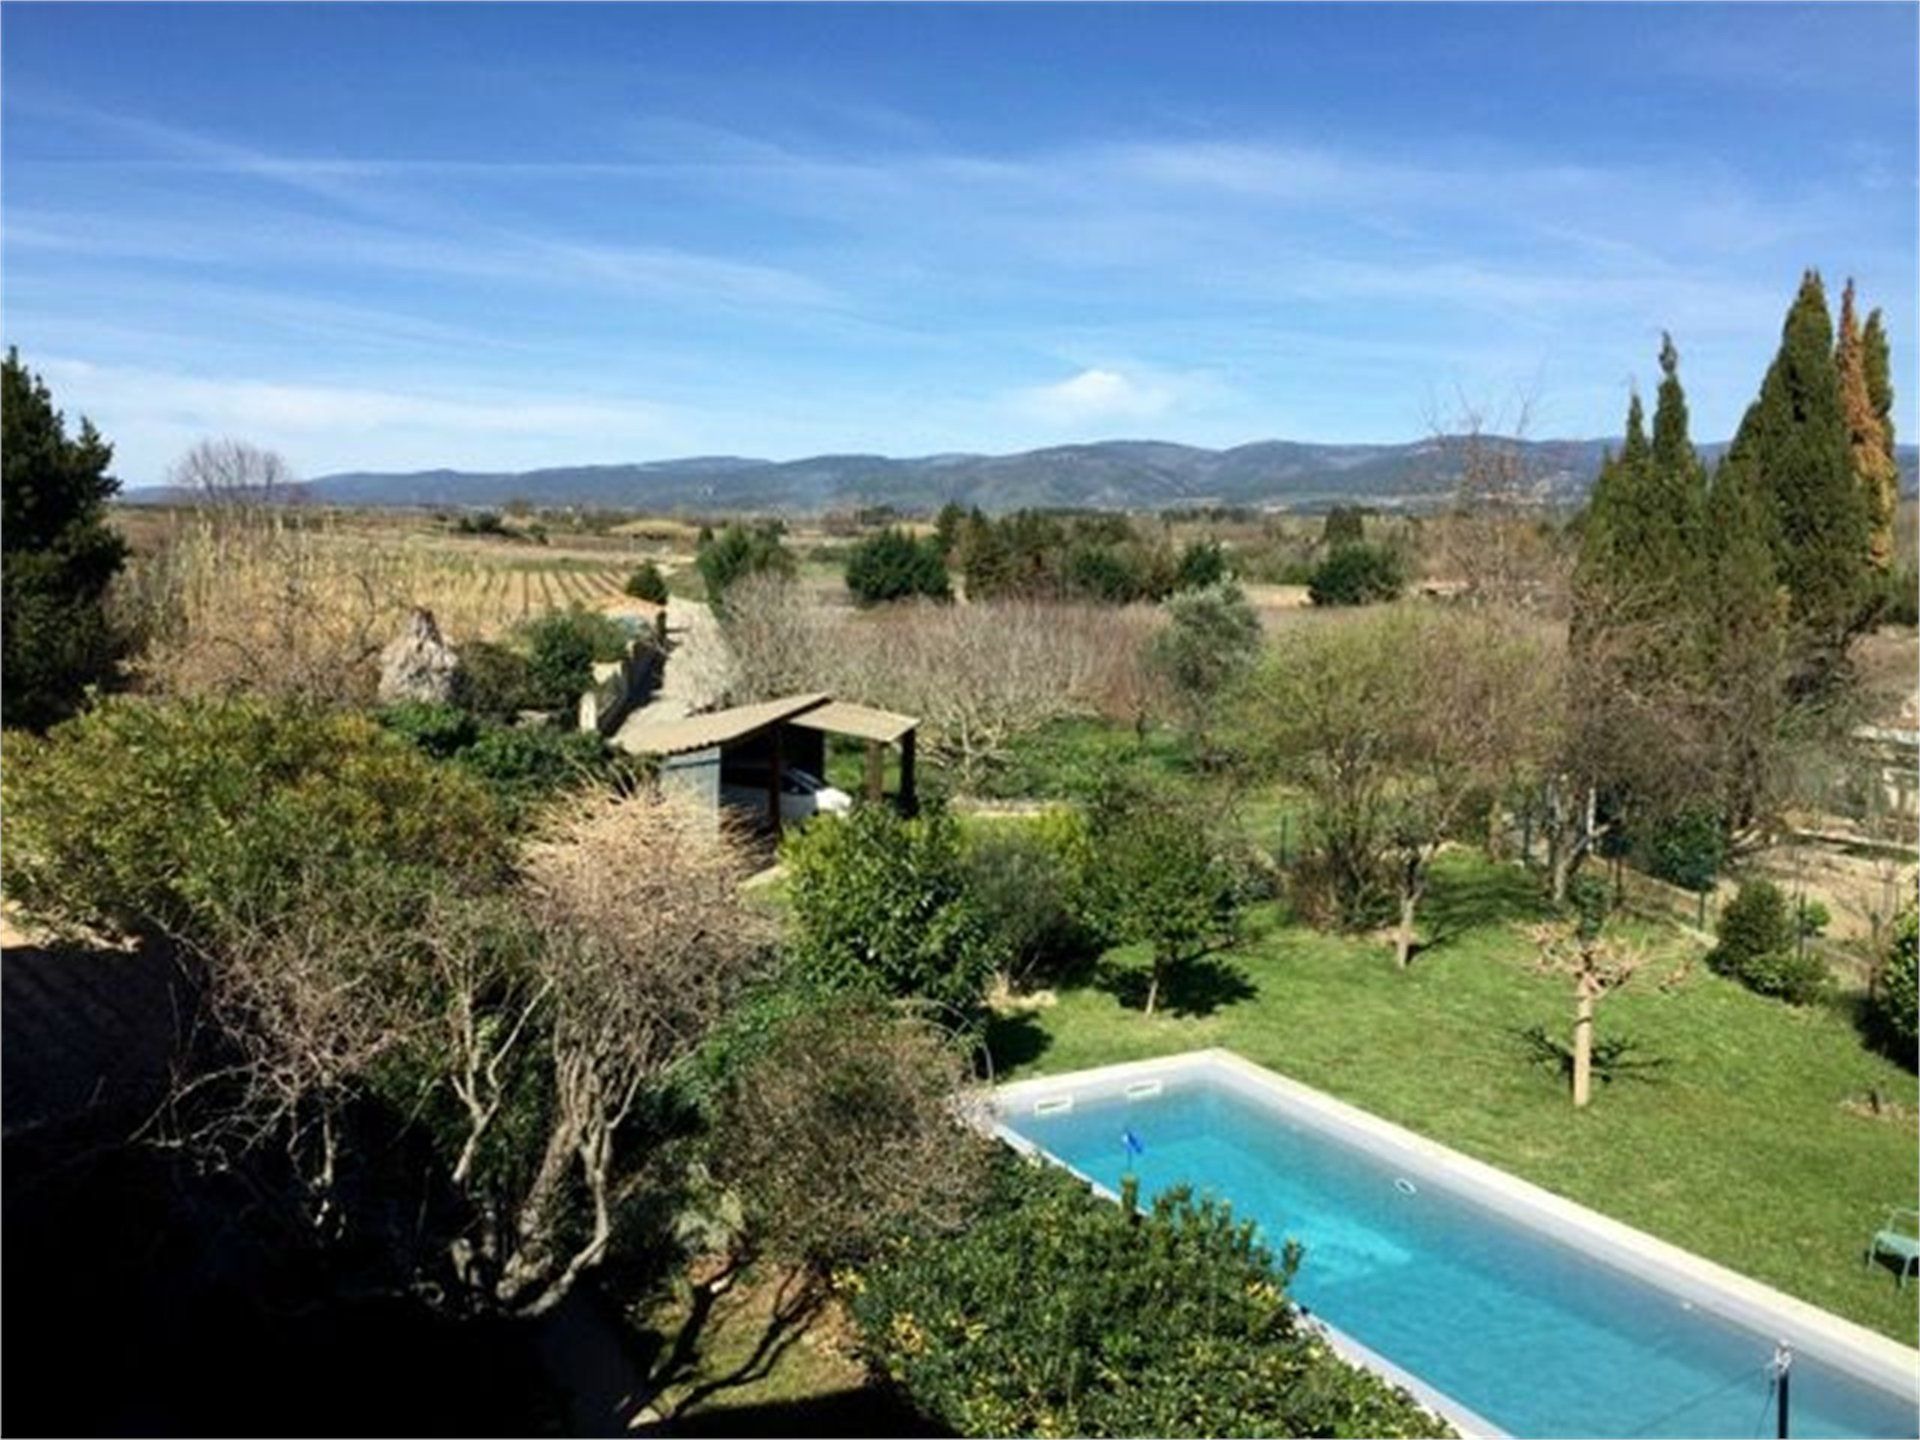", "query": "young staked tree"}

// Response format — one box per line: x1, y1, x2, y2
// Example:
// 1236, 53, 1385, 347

1719, 270, 1872, 689
1836, 280, 1900, 575
1527, 879, 1649, 1109
2, 349, 128, 730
